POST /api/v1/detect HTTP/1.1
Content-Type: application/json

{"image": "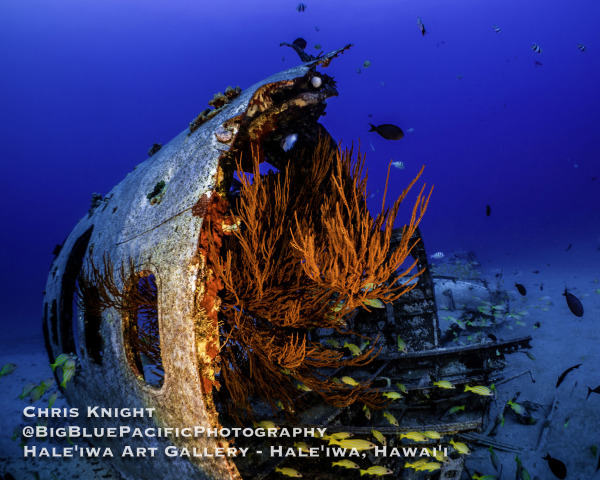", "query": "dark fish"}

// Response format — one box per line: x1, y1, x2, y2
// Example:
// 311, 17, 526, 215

532, 270, 540, 273
540, 283, 544, 291
148, 143, 162, 157
515, 283, 527, 296
592, 177, 597, 181
486, 205, 491, 216
417, 17, 426, 36
542, 453, 567, 479
555, 363, 582, 388
563, 288, 583, 317
578, 43, 586, 52
566, 243, 572, 251
368, 123, 404, 141
534, 60, 543, 67
292, 37, 307, 50
296, 3, 306, 12
534, 321, 541, 328
587, 385, 600, 399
